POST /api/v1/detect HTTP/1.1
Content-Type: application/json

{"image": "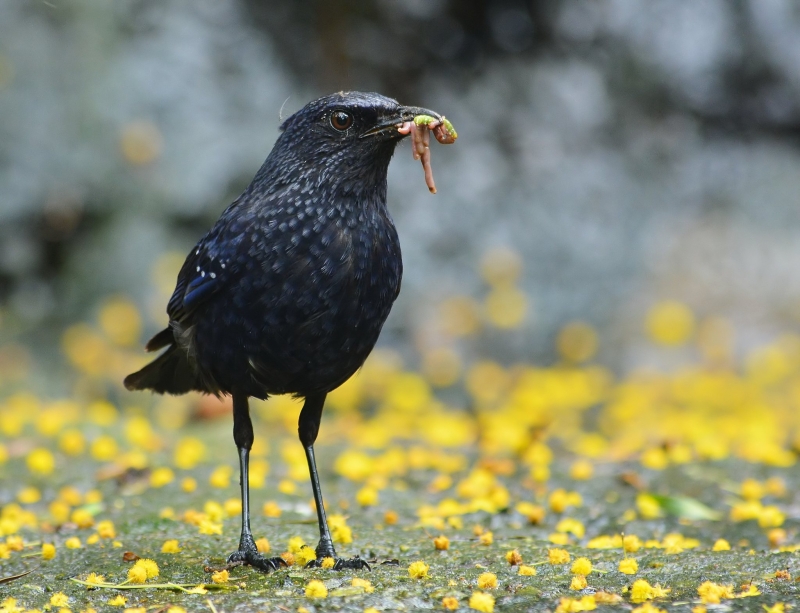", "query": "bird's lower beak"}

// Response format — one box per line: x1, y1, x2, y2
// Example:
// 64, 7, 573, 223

362, 105, 443, 139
